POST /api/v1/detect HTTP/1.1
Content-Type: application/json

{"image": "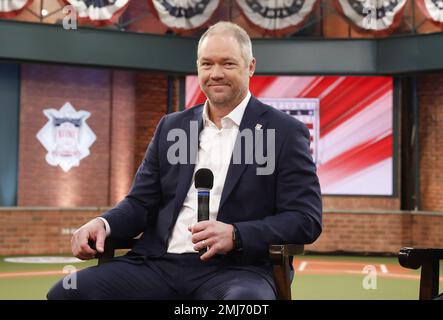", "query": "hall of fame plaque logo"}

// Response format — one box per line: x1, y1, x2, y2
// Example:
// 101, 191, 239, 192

36, 102, 96, 172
